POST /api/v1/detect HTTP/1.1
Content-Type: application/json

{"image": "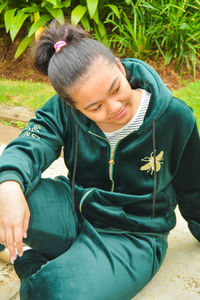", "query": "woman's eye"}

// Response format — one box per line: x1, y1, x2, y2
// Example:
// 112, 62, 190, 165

92, 104, 102, 111
114, 85, 120, 94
